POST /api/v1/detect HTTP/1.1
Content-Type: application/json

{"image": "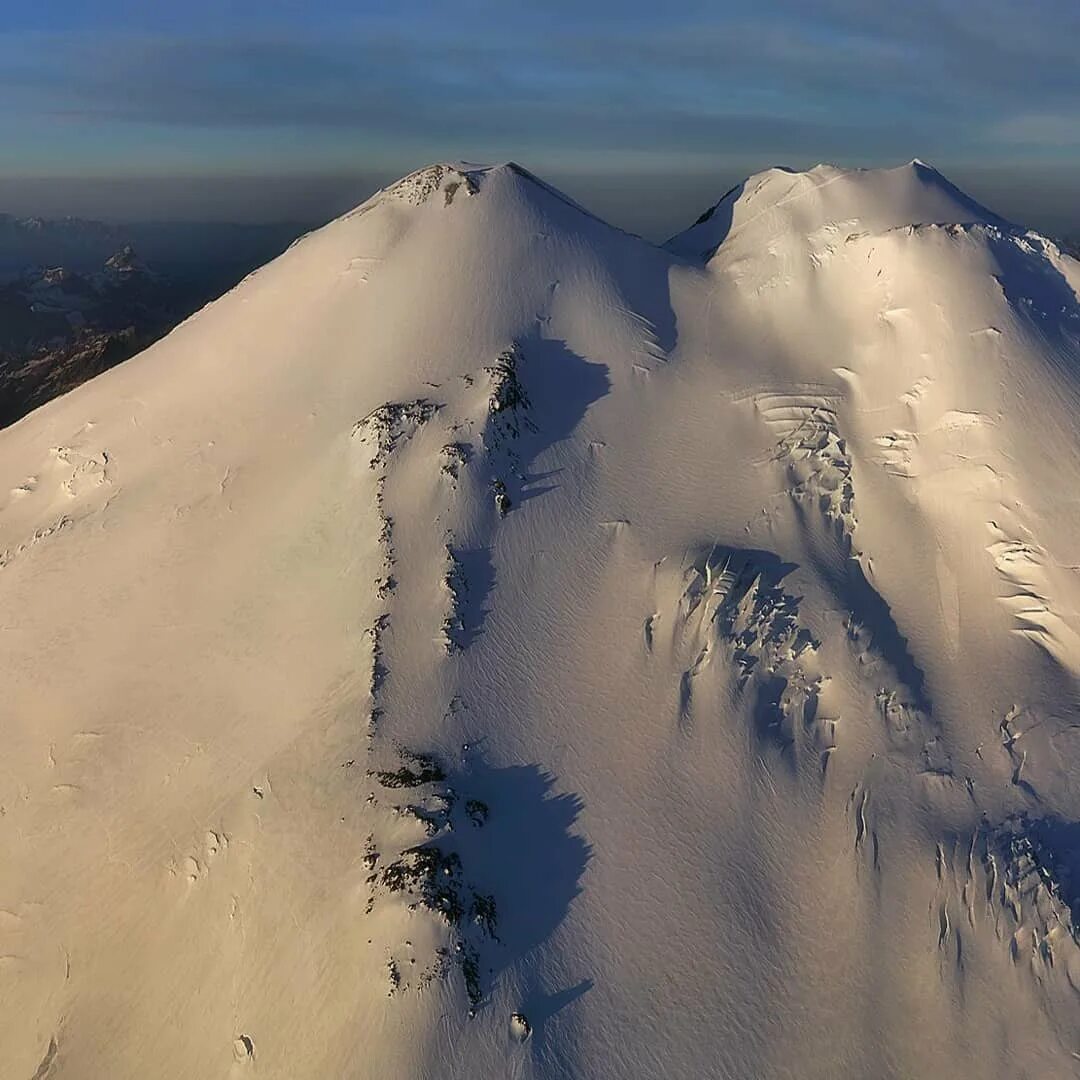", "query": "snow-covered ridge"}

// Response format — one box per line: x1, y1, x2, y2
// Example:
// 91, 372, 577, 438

2, 155, 1080, 1080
